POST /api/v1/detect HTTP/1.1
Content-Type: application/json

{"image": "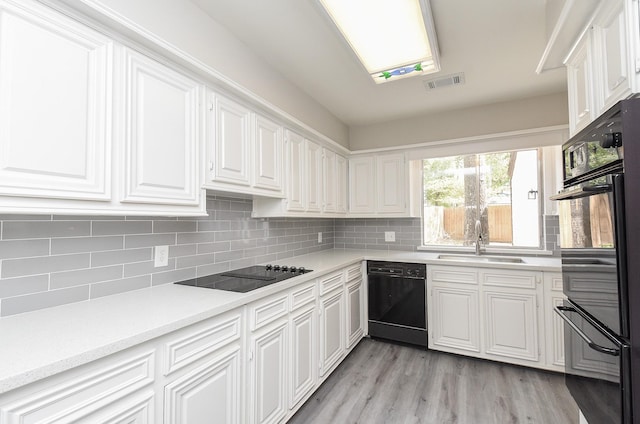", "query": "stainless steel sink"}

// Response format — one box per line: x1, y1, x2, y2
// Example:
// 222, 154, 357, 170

437, 254, 524, 263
